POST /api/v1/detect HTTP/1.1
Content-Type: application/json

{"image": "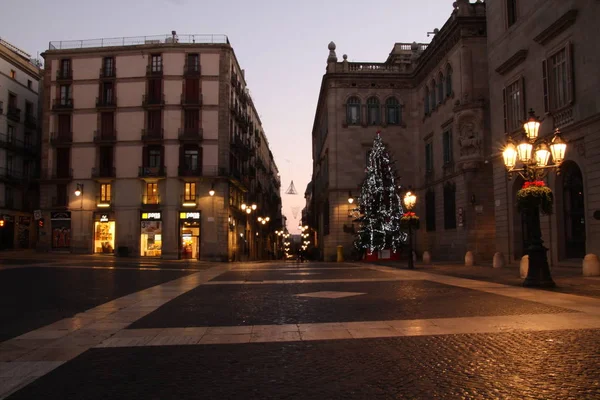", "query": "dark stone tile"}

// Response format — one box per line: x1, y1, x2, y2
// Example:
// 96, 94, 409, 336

0, 267, 193, 342
129, 280, 574, 329
212, 268, 393, 281
8, 329, 600, 400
